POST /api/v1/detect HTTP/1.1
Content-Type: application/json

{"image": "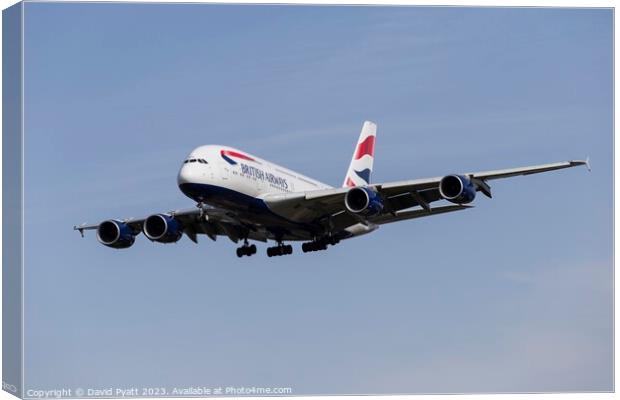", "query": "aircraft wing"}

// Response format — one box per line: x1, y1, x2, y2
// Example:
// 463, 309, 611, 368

369, 204, 474, 225
262, 159, 590, 227
74, 206, 269, 244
